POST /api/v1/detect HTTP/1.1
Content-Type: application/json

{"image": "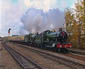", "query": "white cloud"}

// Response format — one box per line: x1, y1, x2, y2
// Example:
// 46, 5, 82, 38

0, 0, 76, 36
0, 0, 25, 36
0, 1, 2, 30
24, 0, 74, 12
24, 0, 57, 12
60, 0, 67, 8
71, 0, 78, 9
